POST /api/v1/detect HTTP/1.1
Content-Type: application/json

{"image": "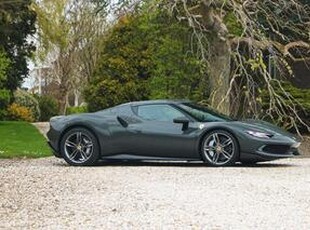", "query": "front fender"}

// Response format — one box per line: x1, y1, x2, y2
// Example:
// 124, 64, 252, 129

194, 122, 243, 154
